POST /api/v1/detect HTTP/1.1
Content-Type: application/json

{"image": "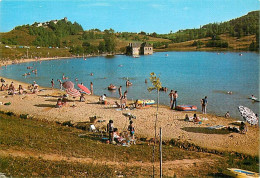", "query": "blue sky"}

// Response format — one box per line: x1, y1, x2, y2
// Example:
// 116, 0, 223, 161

0, 0, 259, 33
